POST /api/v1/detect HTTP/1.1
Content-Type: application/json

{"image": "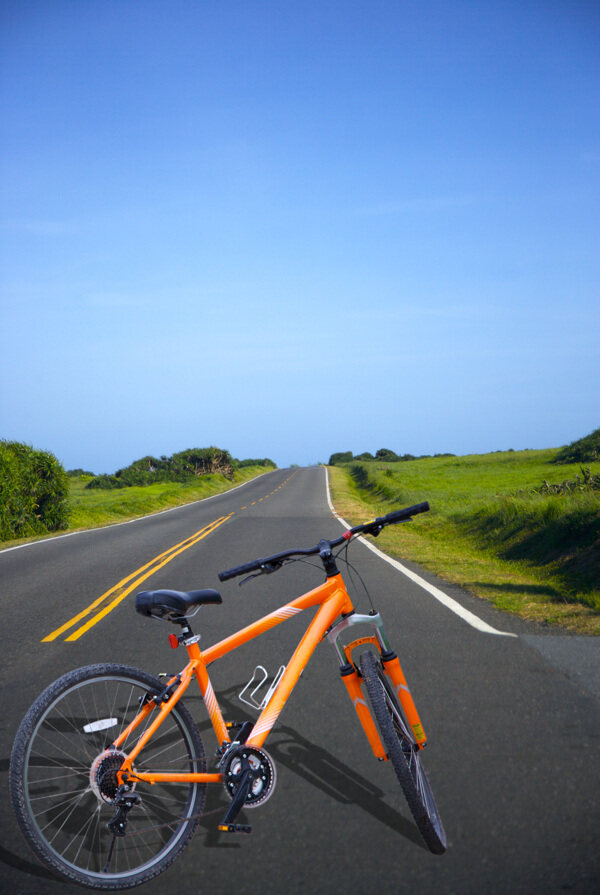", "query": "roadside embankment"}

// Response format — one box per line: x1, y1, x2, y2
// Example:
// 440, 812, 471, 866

1, 465, 272, 550
328, 450, 600, 634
